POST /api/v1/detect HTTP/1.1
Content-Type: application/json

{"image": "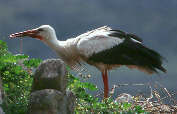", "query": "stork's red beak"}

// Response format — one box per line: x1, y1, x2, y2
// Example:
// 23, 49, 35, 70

9, 29, 43, 40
